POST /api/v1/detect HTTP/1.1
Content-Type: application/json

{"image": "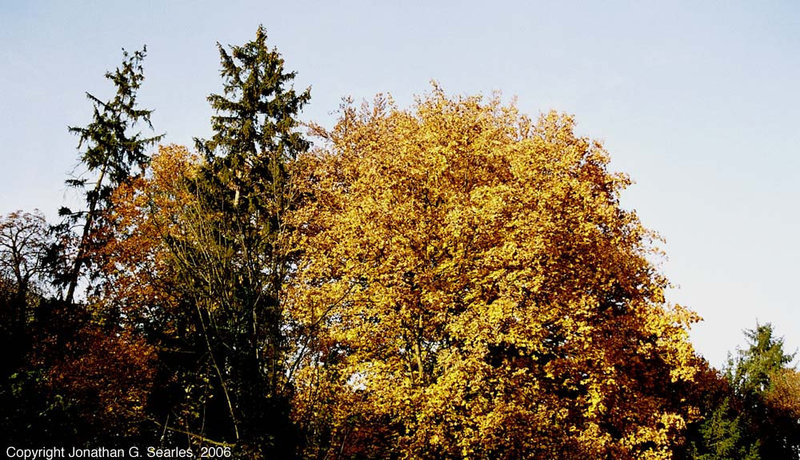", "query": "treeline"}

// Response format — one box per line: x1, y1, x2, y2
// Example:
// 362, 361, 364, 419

1, 26, 798, 459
